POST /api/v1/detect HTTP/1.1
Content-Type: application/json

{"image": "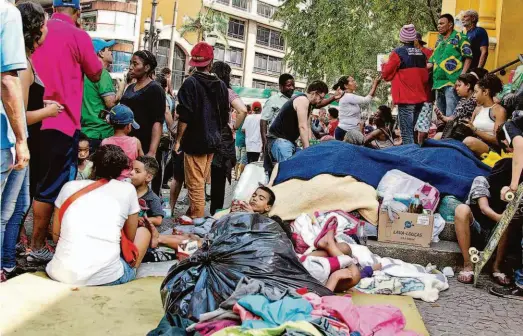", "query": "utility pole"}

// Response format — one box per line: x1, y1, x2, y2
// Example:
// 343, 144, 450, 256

149, 0, 159, 53
168, 0, 179, 69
